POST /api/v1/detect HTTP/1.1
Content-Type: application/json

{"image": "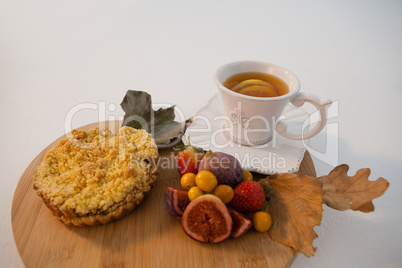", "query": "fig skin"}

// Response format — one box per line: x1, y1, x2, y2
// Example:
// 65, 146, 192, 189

163, 187, 190, 218
181, 194, 233, 243
198, 151, 242, 188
